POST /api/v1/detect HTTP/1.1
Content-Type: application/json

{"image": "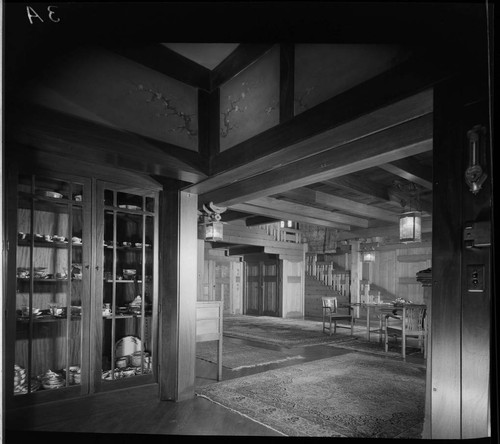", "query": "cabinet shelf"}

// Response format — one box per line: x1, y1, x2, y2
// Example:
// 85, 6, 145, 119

18, 240, 82, 249
17, 278, 81, 283
17, 315, 82, 323
18, 192, 84, 210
